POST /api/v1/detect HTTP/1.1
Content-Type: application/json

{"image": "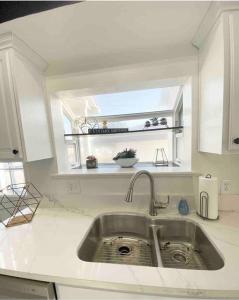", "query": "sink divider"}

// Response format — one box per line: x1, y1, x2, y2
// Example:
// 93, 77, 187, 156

151, 225, 163, 267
